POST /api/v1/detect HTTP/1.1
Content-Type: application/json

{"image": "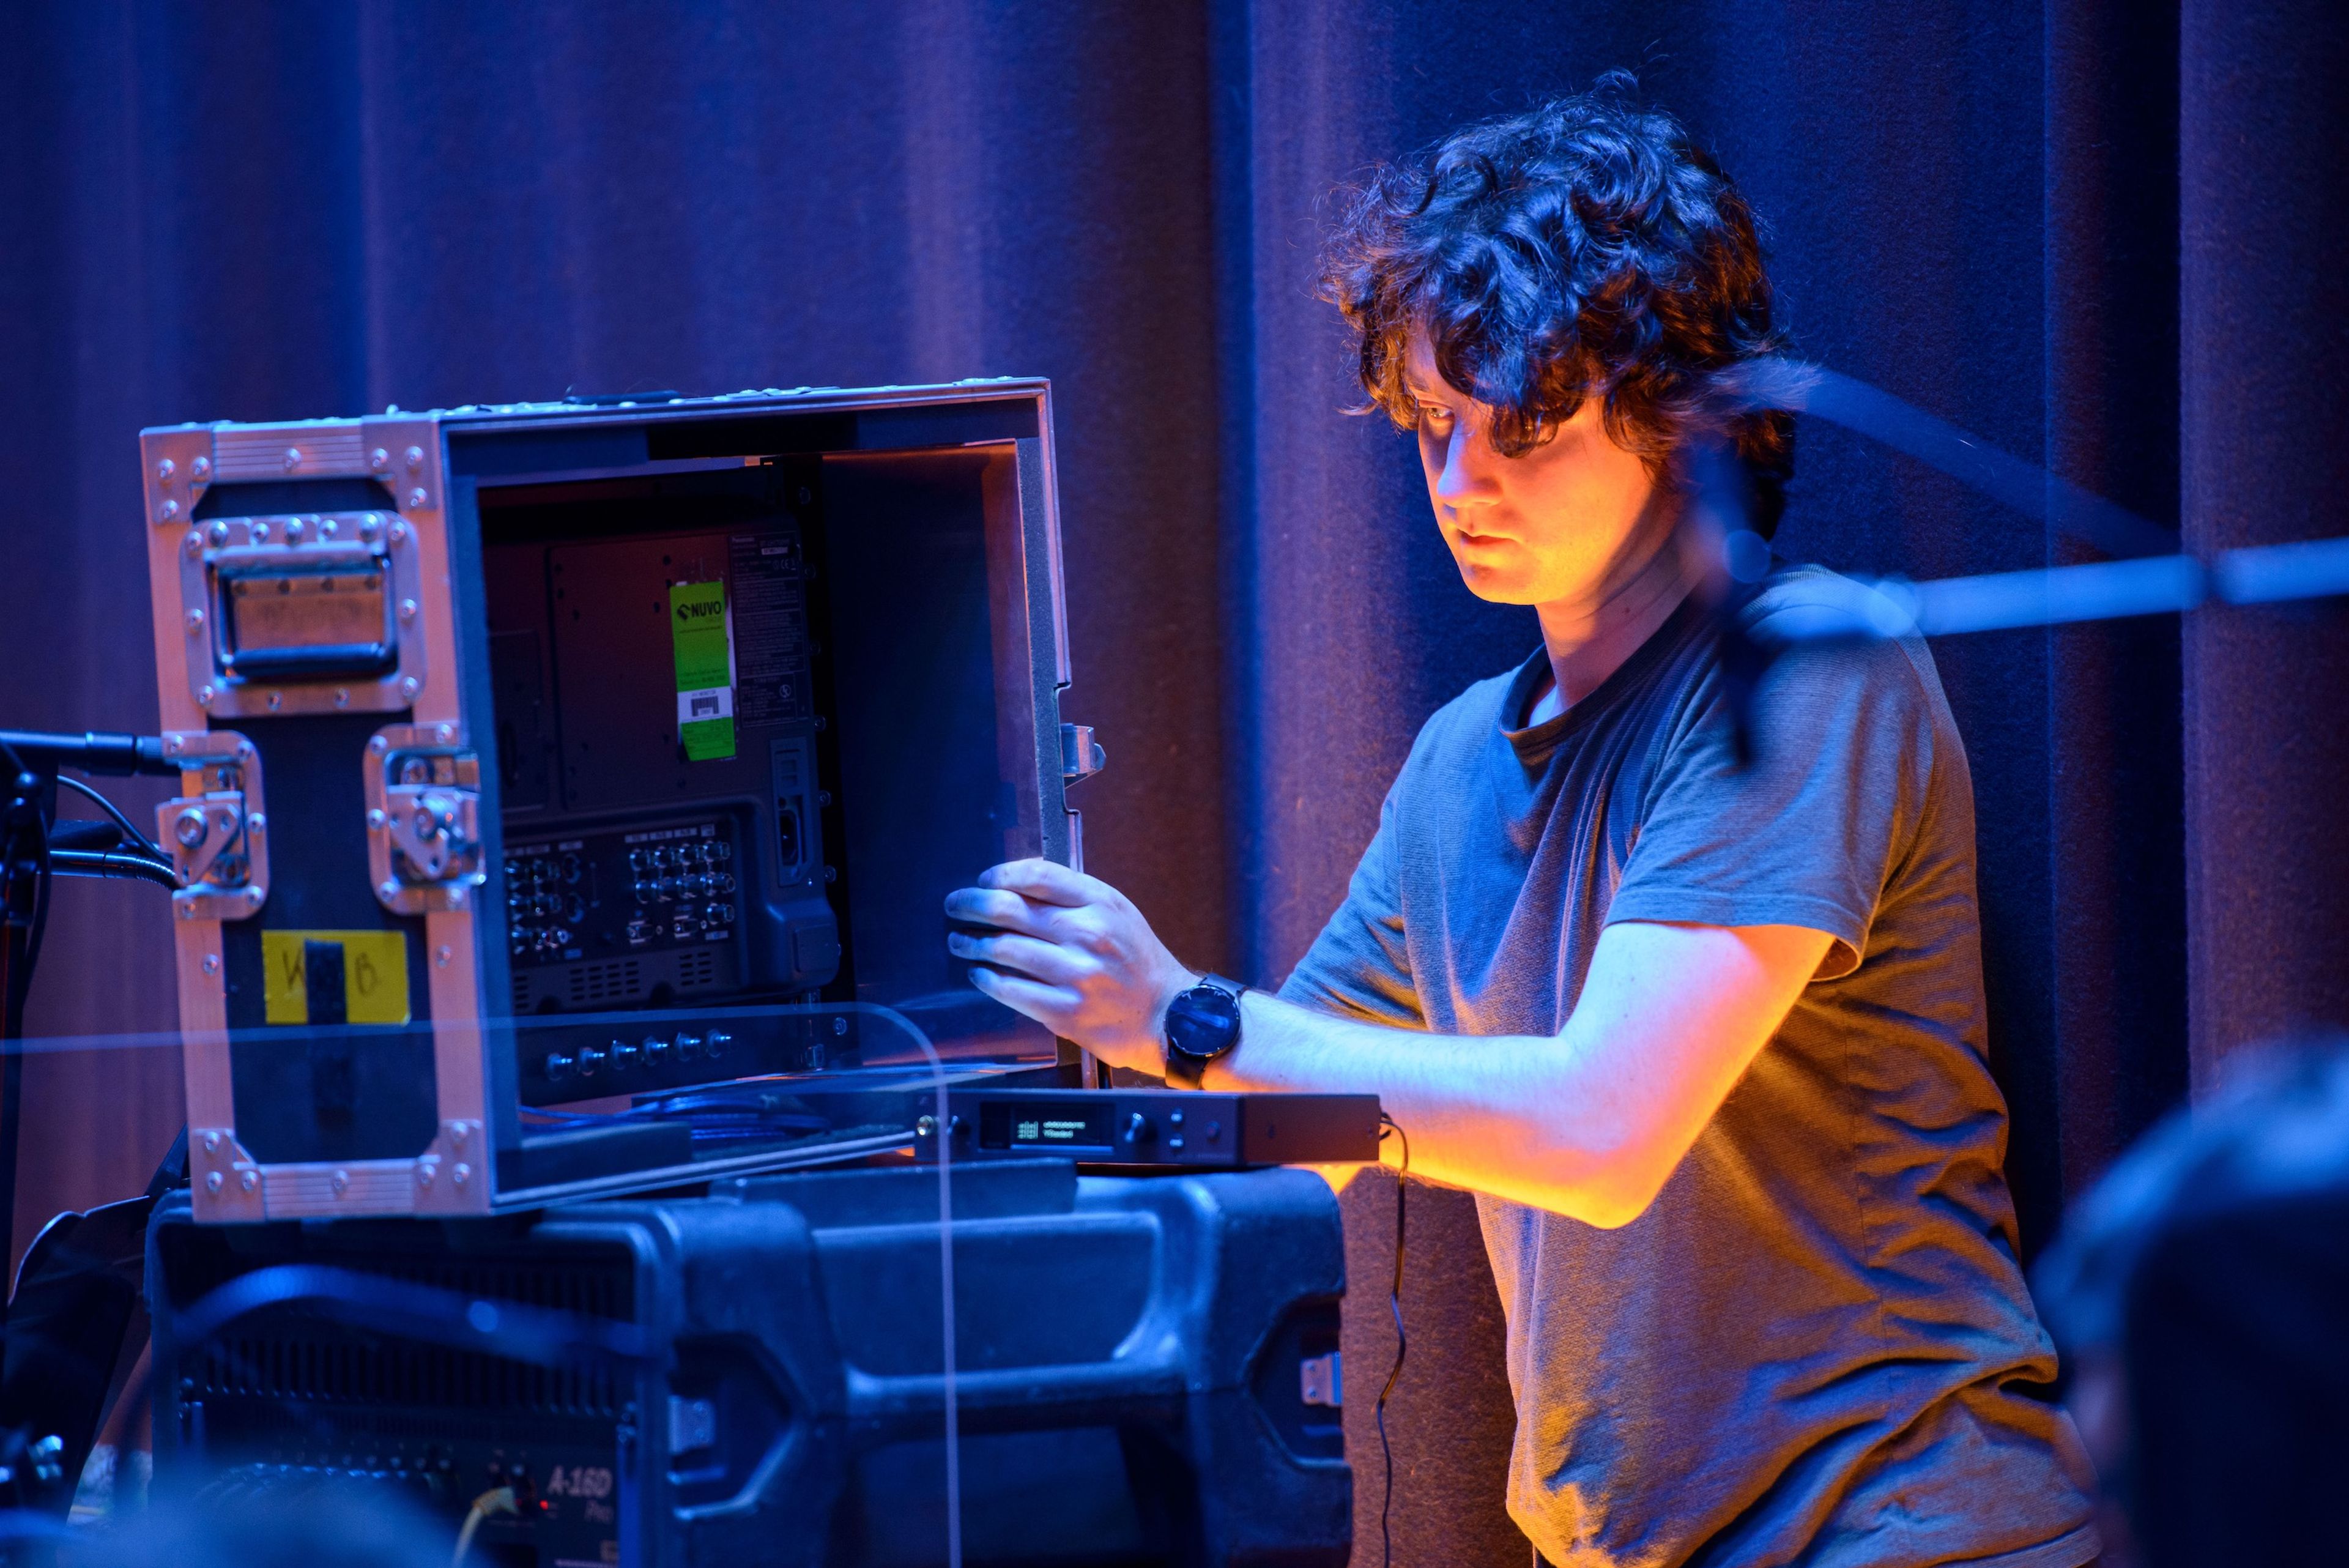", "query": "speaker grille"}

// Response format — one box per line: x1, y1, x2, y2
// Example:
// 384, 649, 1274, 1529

180, 1253, 633, 1418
